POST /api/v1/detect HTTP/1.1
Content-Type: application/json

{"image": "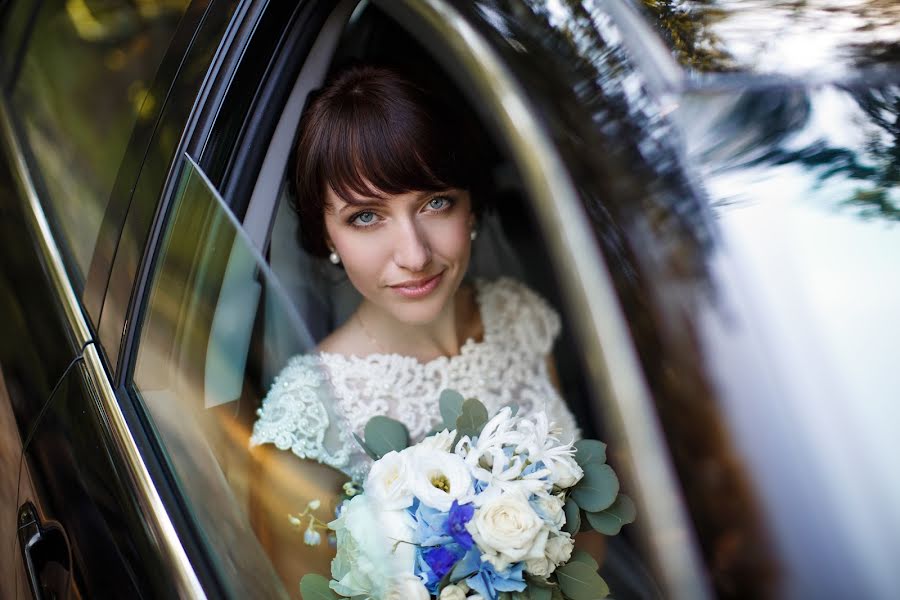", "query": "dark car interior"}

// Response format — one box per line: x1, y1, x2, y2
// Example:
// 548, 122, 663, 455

168, 0, 654, 595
